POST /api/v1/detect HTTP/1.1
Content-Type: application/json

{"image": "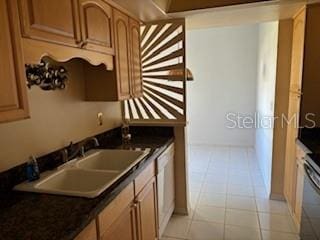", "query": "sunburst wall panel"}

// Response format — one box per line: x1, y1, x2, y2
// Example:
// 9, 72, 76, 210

123, 19, 187, 125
